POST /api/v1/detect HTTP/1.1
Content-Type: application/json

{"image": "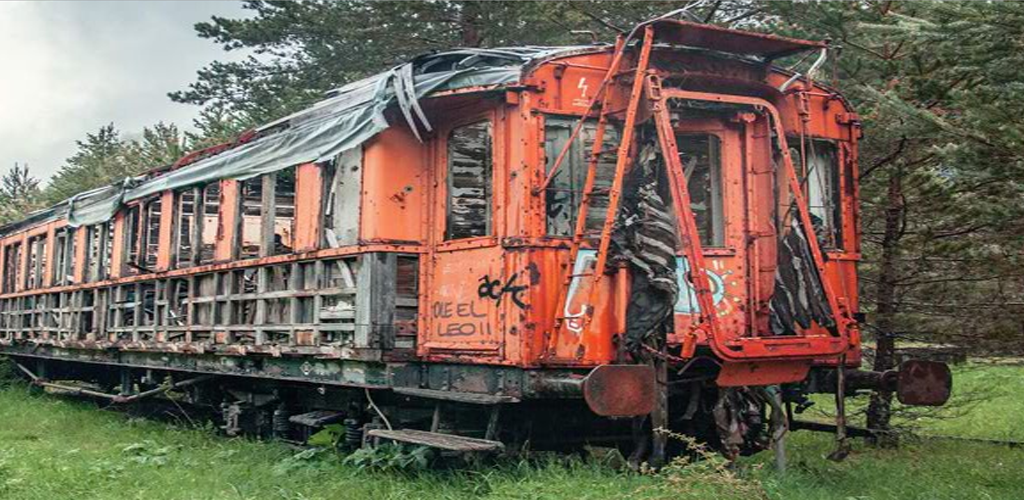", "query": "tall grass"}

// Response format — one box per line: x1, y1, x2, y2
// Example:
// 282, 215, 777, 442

0, 362, 1021, 499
